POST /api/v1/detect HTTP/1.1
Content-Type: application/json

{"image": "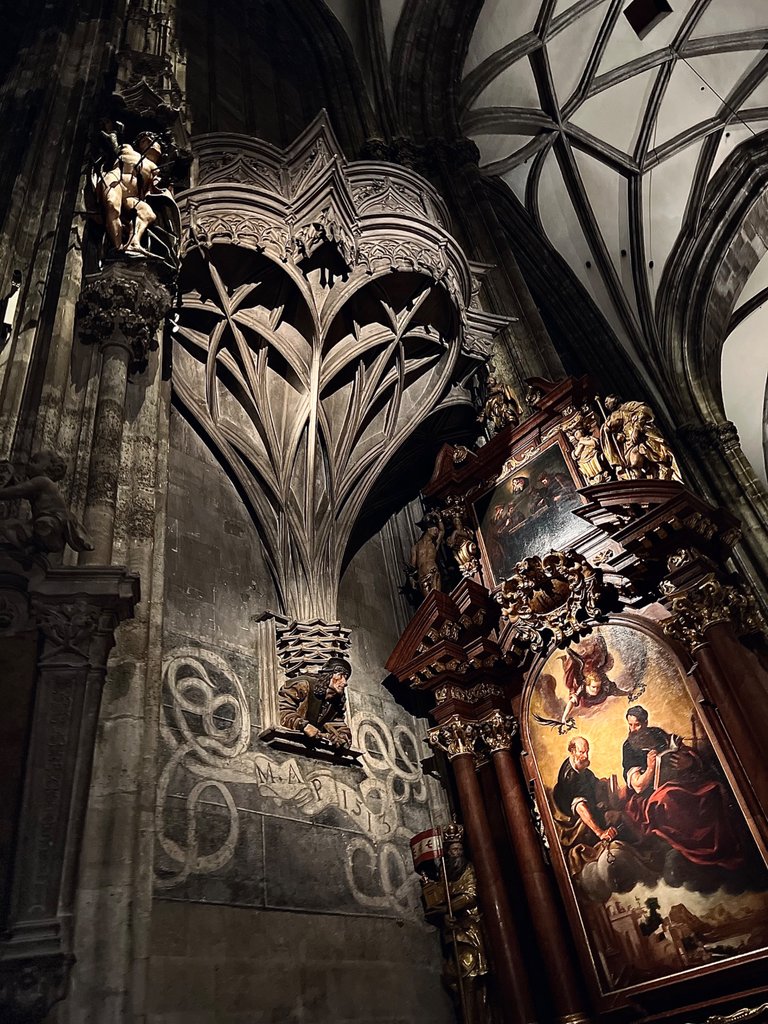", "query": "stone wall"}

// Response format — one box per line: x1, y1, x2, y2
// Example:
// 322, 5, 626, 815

147, 408, 454, 1024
